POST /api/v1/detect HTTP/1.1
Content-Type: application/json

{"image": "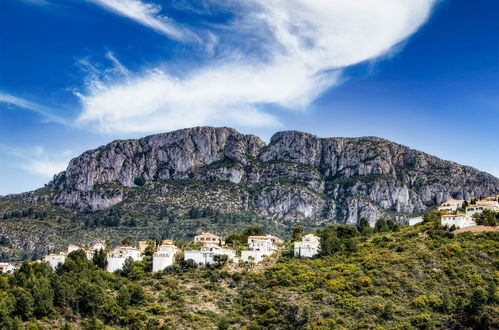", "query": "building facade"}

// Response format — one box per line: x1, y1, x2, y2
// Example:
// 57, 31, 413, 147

0, 263, 15, 273
441, 214, 477, 229
294, 234, 321, 258
106, 247, 141, 272
408, 216, 424, 226
241, 235, 282, 263
194, 232, 221, 245
44, 252, 66, 270
184, 244, 235, 266
466, 201, 499, 216
152, 241, 179, 272
437, 199, 465, 212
